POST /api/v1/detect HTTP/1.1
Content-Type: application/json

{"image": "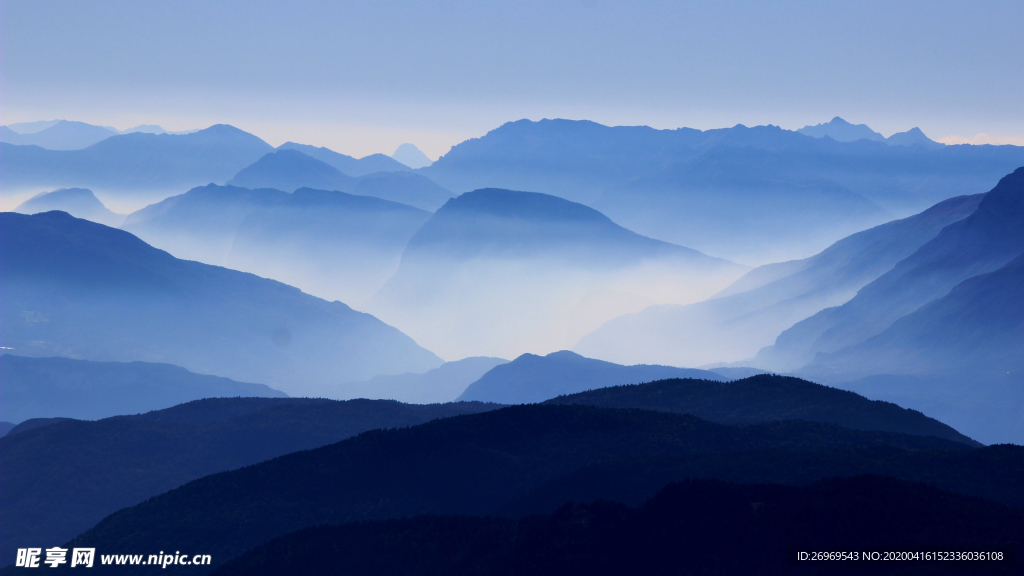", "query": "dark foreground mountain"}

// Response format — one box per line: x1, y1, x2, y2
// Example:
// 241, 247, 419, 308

0, 211, 442, 396
544, 374, 978, 446
420, 119, 1024, 261
123, 184, 432, 306
14, 187, 124, 227
344, 356, 509, 404
369, 188, 745, 359
0, 398, 498, 563
458, 351, 725, 404
575, 193, 982, 366
0, 423, 12, 437
227, 148, 452, 210
0, 125, 273, 204
60, 404, 979, 572
0, 355, 285, 423
214, 476, 1023, 576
